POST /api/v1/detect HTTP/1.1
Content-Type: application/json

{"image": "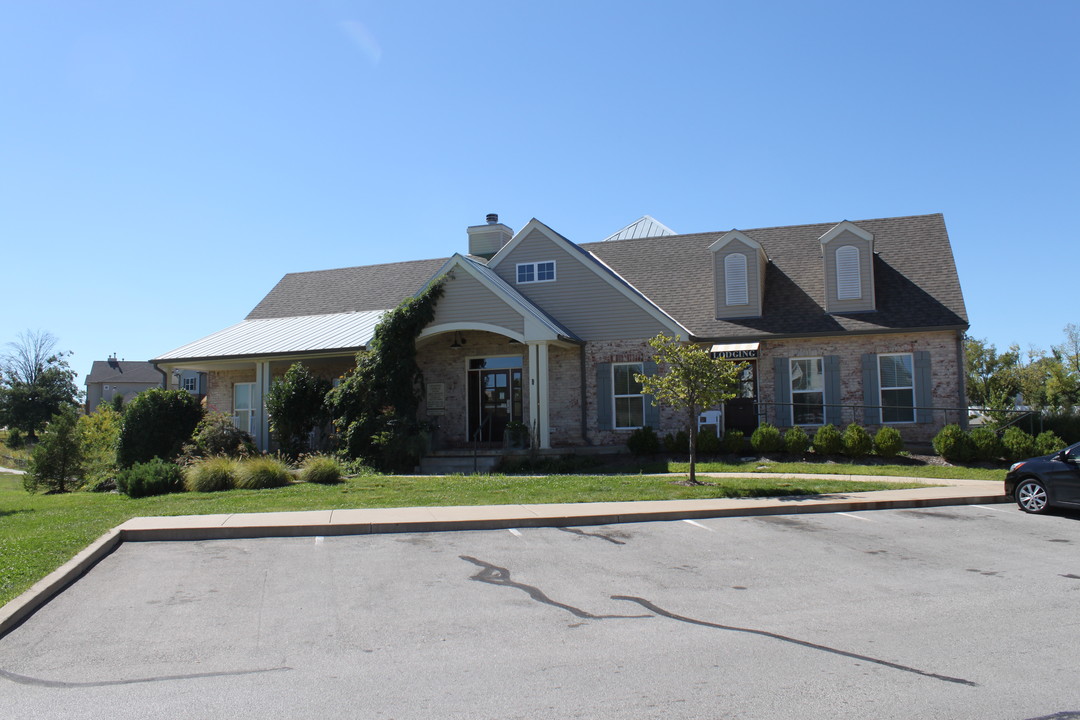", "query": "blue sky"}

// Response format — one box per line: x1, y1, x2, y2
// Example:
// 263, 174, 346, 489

1, 1, 1077, 387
